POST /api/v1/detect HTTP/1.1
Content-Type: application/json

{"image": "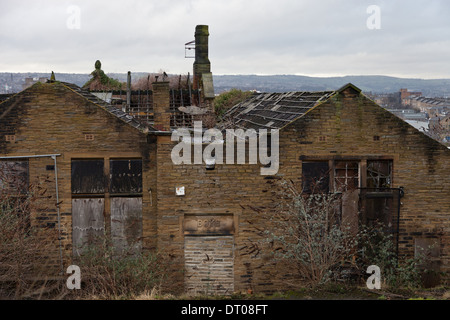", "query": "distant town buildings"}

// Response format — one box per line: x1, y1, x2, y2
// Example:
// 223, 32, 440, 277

370, 88, 450, 144
400, 88, 422, 100
21, 77, 47, 90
